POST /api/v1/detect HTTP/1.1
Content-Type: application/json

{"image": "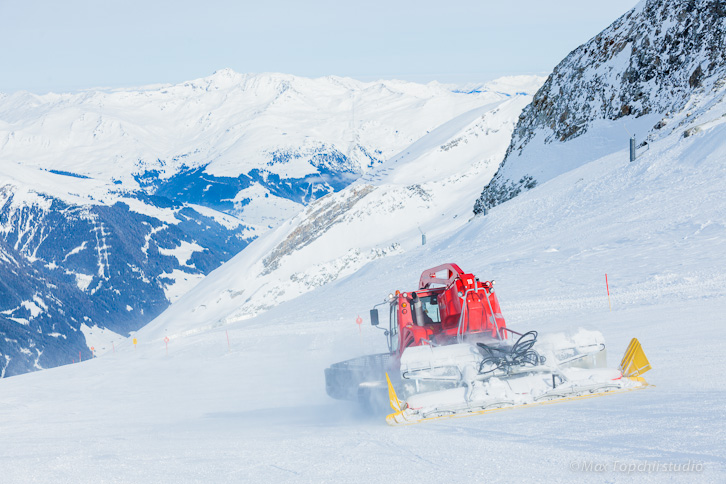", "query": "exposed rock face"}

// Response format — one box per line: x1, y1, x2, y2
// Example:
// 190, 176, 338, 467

474, 0, 726, 213
262, 185, 375, 274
